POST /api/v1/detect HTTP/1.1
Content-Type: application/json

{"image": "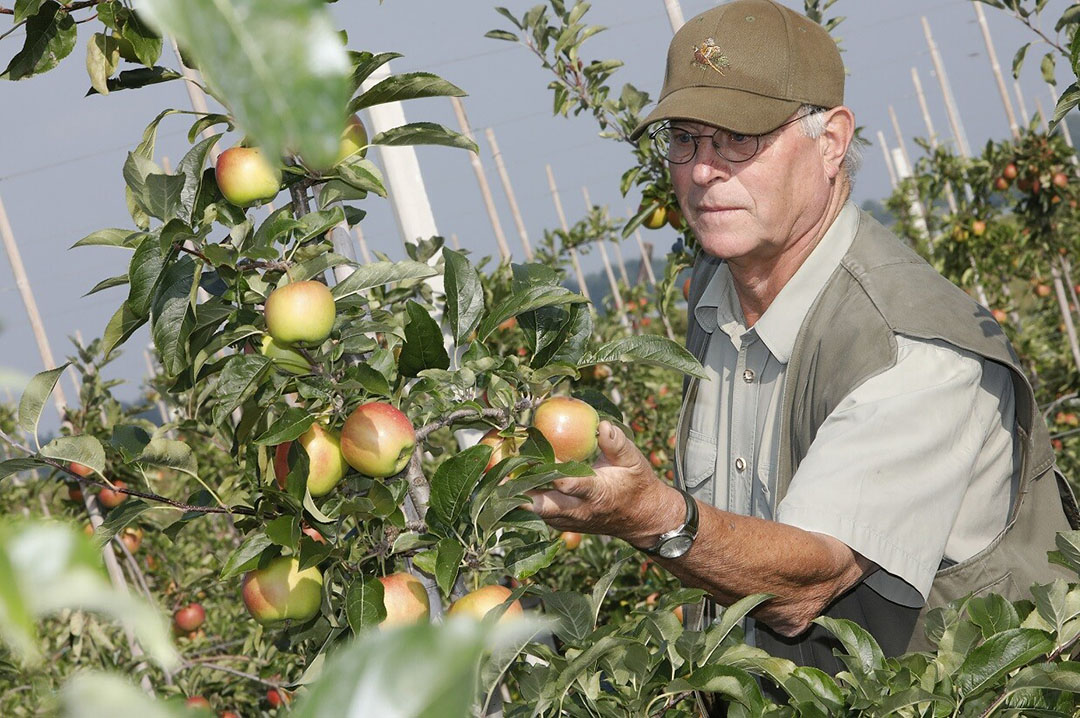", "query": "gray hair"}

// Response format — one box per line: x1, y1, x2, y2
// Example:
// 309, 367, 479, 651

798, 104, 863, 185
